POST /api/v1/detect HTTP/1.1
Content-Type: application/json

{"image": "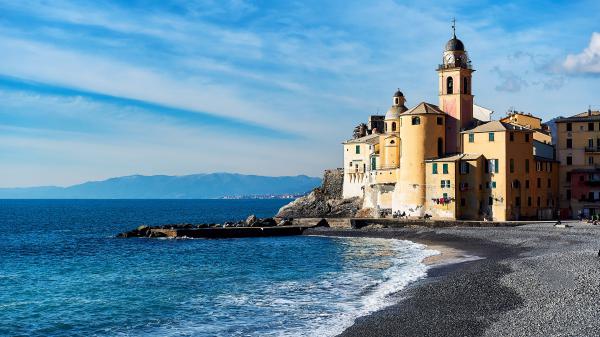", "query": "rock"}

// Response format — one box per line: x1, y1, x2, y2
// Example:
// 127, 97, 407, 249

276, 169, 363, 219
246, 214, 258, 226
255, 218, 277, 227
278, 219, 293, 226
